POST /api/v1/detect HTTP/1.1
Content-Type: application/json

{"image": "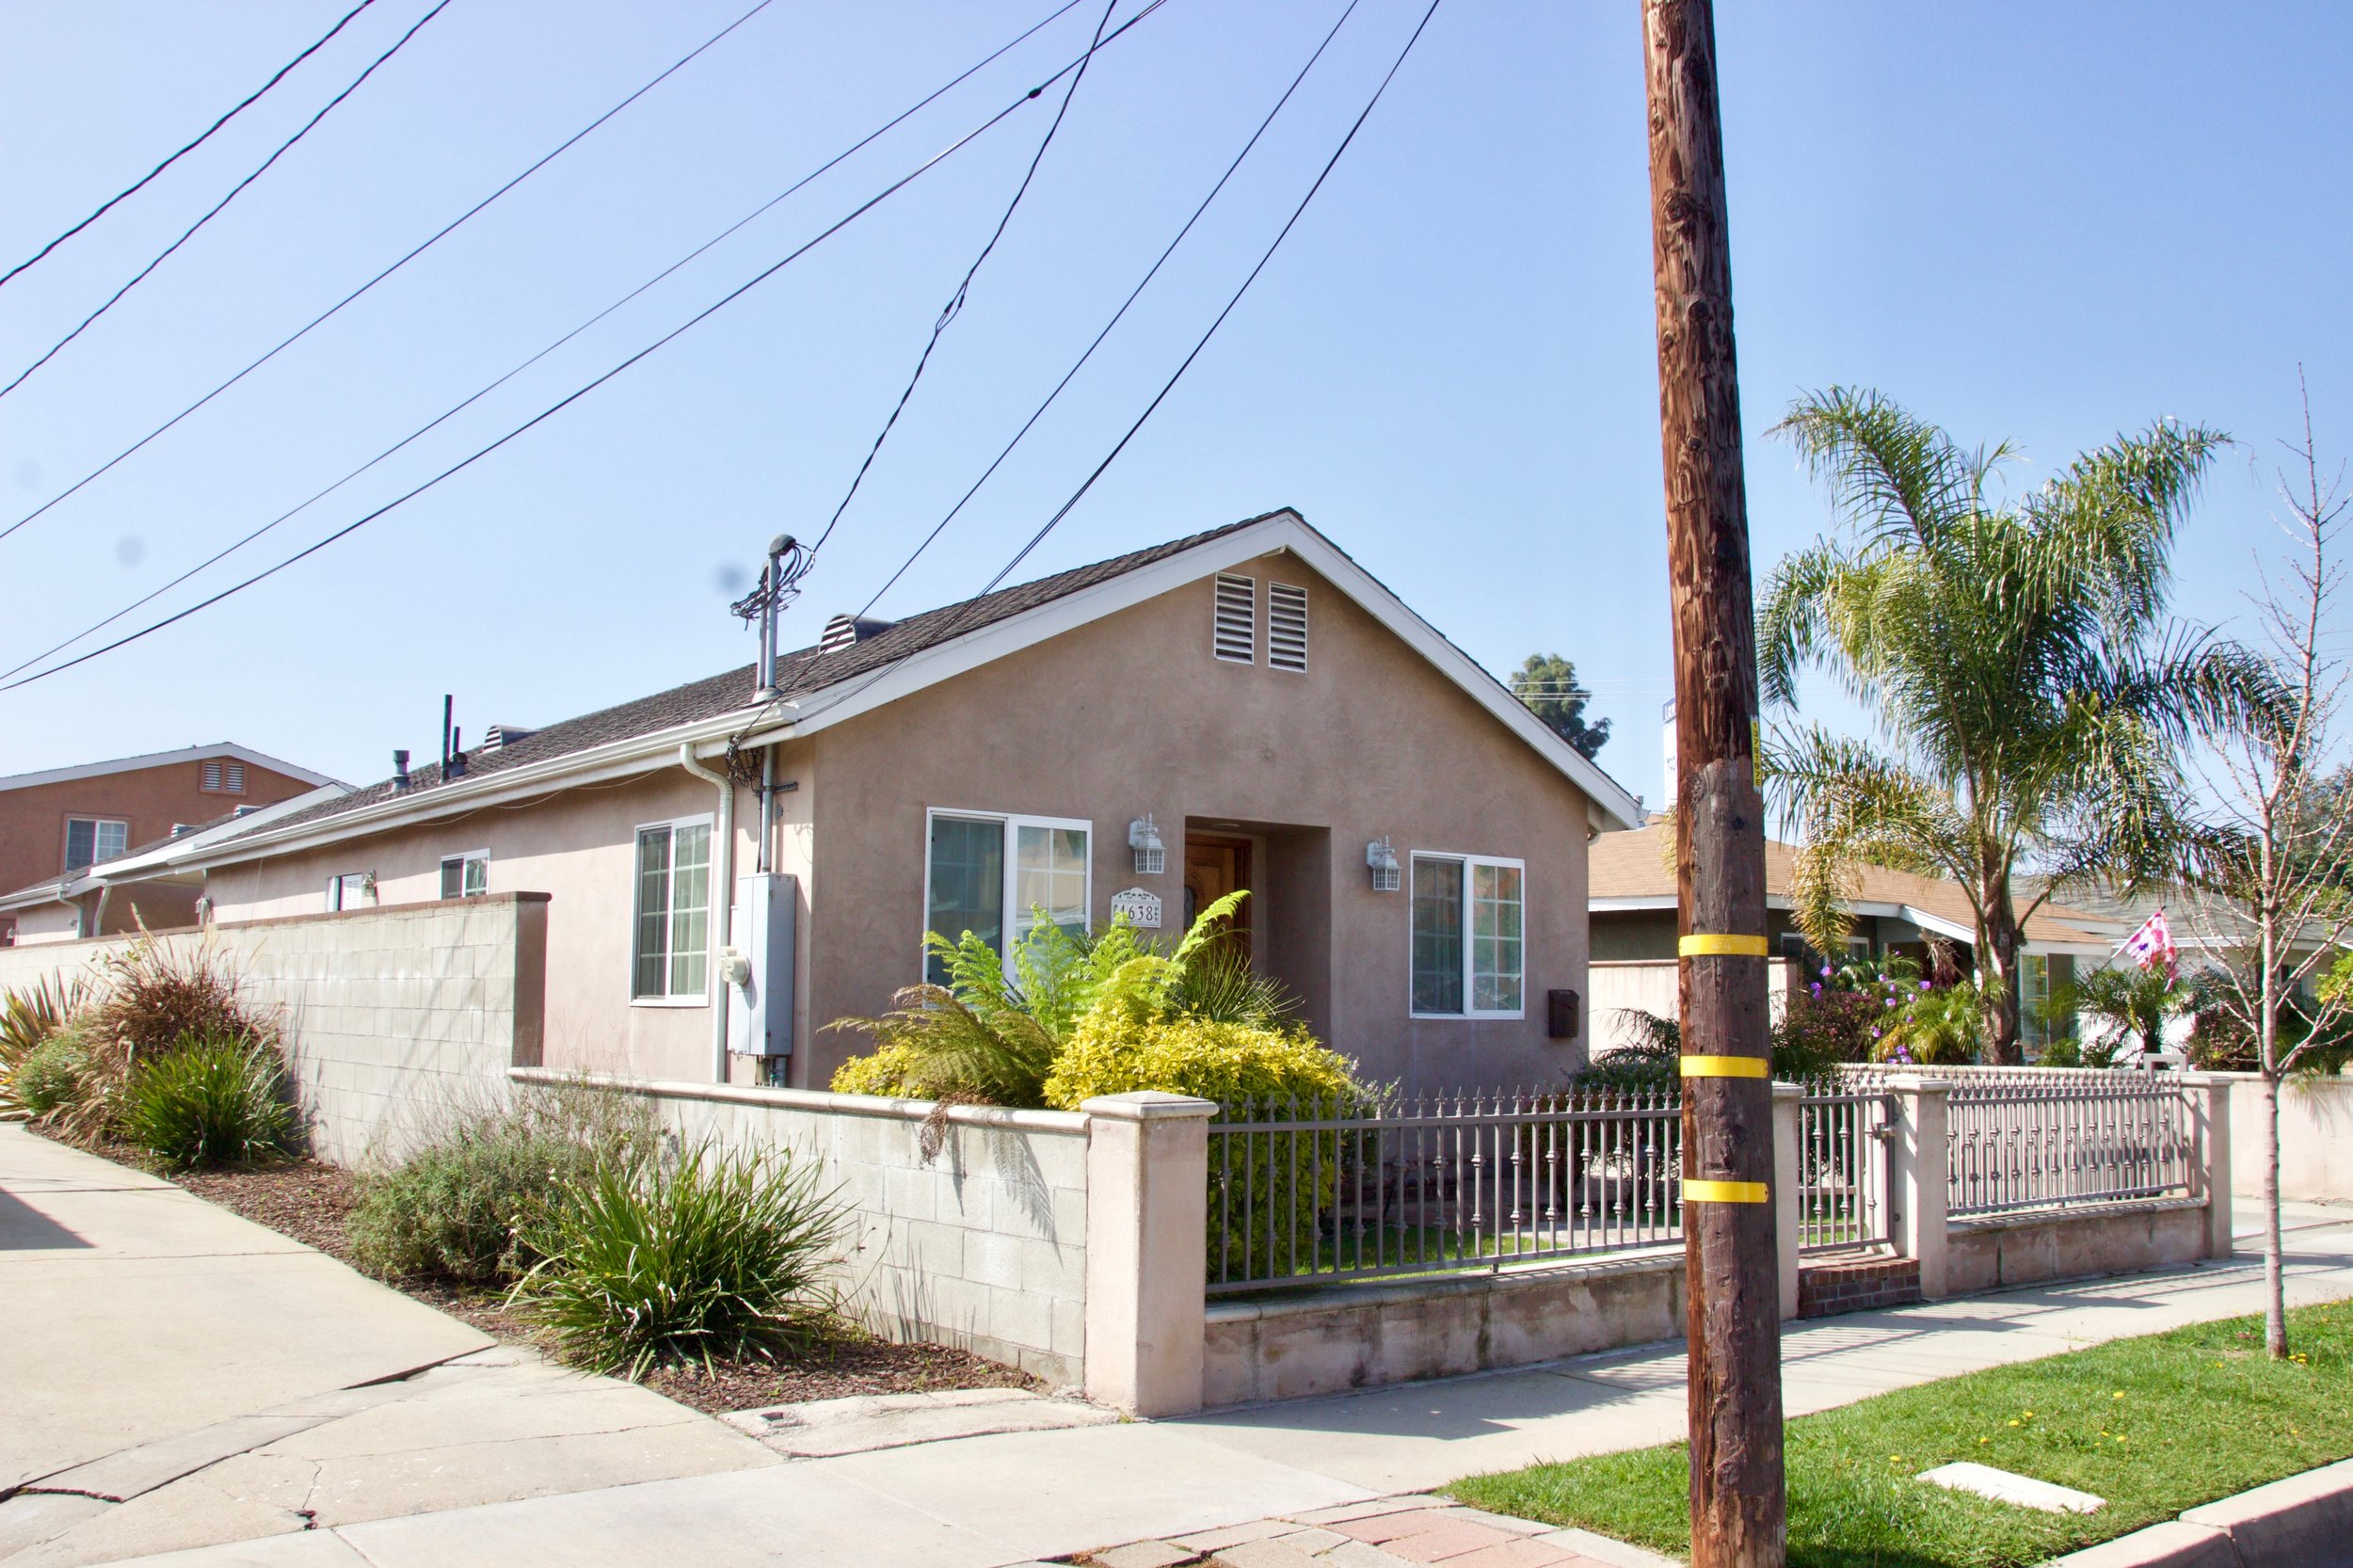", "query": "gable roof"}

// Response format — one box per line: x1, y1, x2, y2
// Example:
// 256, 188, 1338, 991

0, 742, 337, 794
171, 511, 1643, 871
0, 783, 350, 913
1590, 822, 2114, 955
